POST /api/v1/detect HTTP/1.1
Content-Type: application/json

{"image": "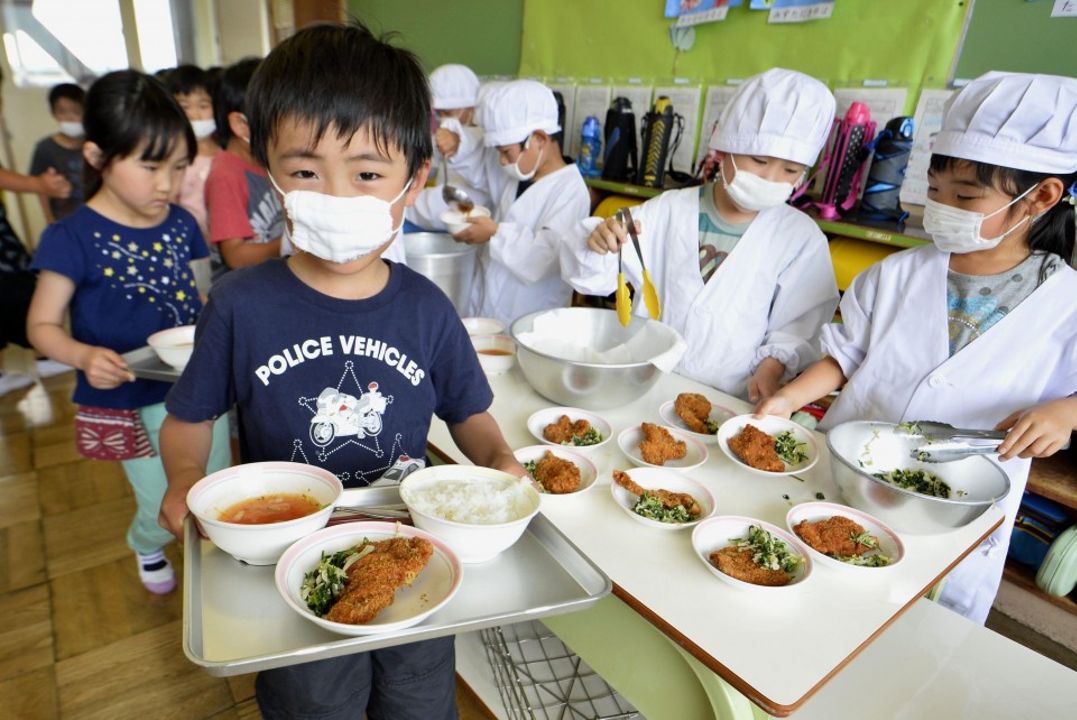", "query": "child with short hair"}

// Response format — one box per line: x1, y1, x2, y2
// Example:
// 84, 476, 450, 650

158, 23, 525, 718
203, 57, 284, 273
29, 82, 86, 223
164, 64, 218, 239
757, 72, 1077, 623
26, 70, 231, 593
